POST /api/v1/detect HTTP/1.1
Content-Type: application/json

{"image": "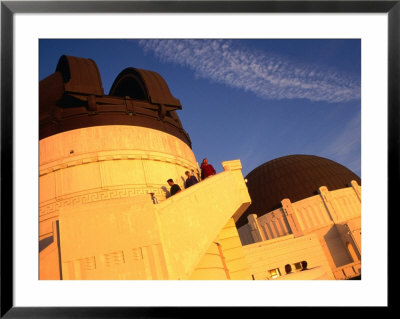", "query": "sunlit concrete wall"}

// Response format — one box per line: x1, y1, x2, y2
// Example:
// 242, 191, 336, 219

39, 125, 252, 280
55, 163, 251, 280
39, 125, 199, 279
189, 217, 253, 280
238, 182, 361, 279
217, 218, 252, 280
39, 125, 199, 244
242, 233, 334, 280
59, 195, 169, 280
149, 165, 251, 280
